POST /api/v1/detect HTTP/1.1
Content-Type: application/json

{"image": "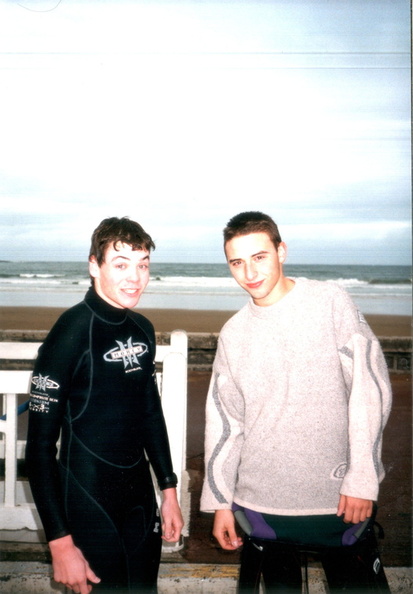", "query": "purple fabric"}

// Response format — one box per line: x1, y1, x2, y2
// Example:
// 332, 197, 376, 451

233, 503, 277, 540
342, 521, 364, 546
